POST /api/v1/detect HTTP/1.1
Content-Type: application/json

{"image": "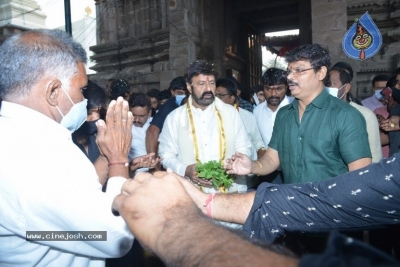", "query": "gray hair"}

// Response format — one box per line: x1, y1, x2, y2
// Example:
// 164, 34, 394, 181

0, 29, 87, 101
